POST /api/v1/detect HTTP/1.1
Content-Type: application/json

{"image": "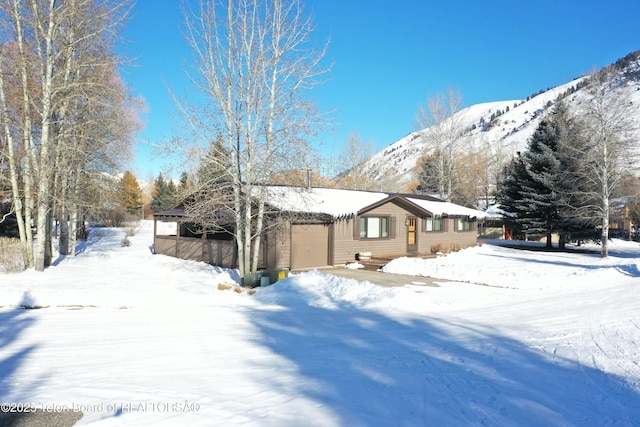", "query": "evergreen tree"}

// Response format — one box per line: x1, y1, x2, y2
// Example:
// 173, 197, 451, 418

551, 101, 598, 244
415, 150, 455, 198
151, 173, 177, 213
496, 102, 597, 247
118, 171, 143, 216
518, 118, 563, 247
196, 136, 232, 186
177, 171, 191, 194
495, 153, 532, 239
